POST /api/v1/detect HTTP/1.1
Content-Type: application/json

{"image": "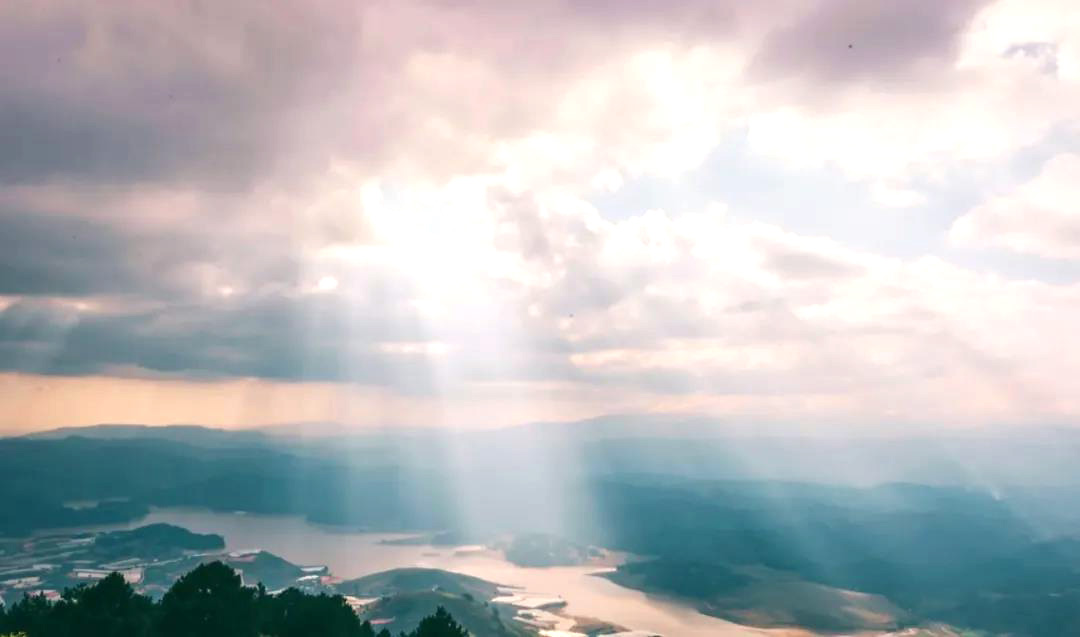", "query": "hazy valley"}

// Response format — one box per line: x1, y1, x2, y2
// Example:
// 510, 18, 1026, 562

4, 420, 1080, 636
